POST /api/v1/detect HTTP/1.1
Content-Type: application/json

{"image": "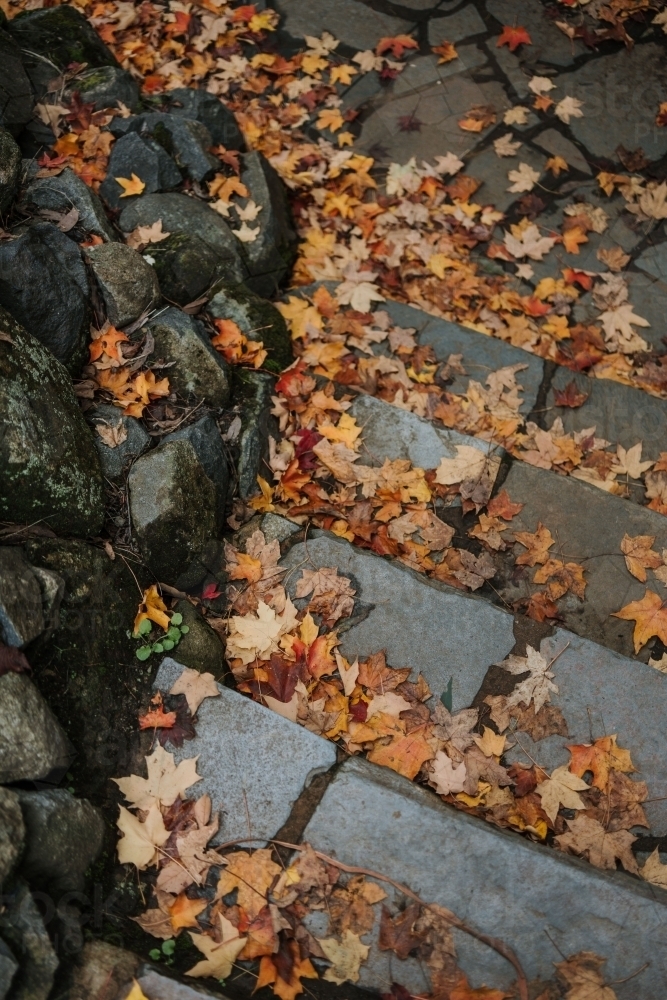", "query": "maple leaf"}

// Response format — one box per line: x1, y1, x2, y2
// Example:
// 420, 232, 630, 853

514, 523, 554, 566
397, 112, 424, 133
124, 982, 150, 1000
295, 567, 356, 623
115, 173, 146, 197
126, 220, 170, 250
139, 704, 177, 730
533, 558, 586, 601
620, 534, 662, 582
613, 588, 667, 652
493, 133, 521, 157
117, 804, 169, 869
430, 703, 478, 751
554, 951, 617, 1000
216, 849, 281, 919
496, 25, 531, 51
450, 975, 512, 1000
432, 40, 458, 63
434, 445, 488, 485
335, 265, 385, 312
187, 915, 248, 980
545, 155, 568, 177
507, 162, 540, 193
504, 106, 529, 125
433, 152, 465, 176
378, 903, 428, 960
535, 765, 589, 823
528, 76, 555, 96
497, 645, 558, 713
458, 105, 496, 132
596, 246, 630, 272
555, 96, 584, 124
503, 224, 556, 260
112, 746, 201, 810
567, 734, 635, 790
318, 930, 369, 984
226, 599, 298, 664
555, 816, 638, 874
428, 750, 467, 795
170, 891, 208, 931
640, 847, 667, 887
169, 667, 220, 714
367, 727, 434, 779
89, 325, 130, 364
257, 940, 318, 1000
562, 226, 588, 254
95, 419, 128, 449
232, 221, 260, 243
376, 34, 418, 58
487, 490, 523, 520
553, 381, 588, 408
610, 443, 653, 479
